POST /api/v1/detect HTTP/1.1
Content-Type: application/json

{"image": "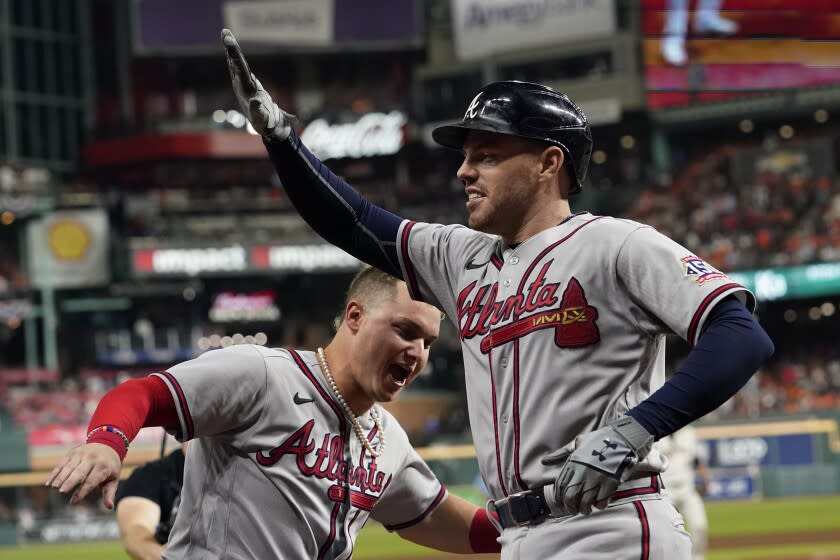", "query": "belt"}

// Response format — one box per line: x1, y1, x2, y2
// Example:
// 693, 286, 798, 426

490, 474, 663, 530
489, 485, 551, 529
